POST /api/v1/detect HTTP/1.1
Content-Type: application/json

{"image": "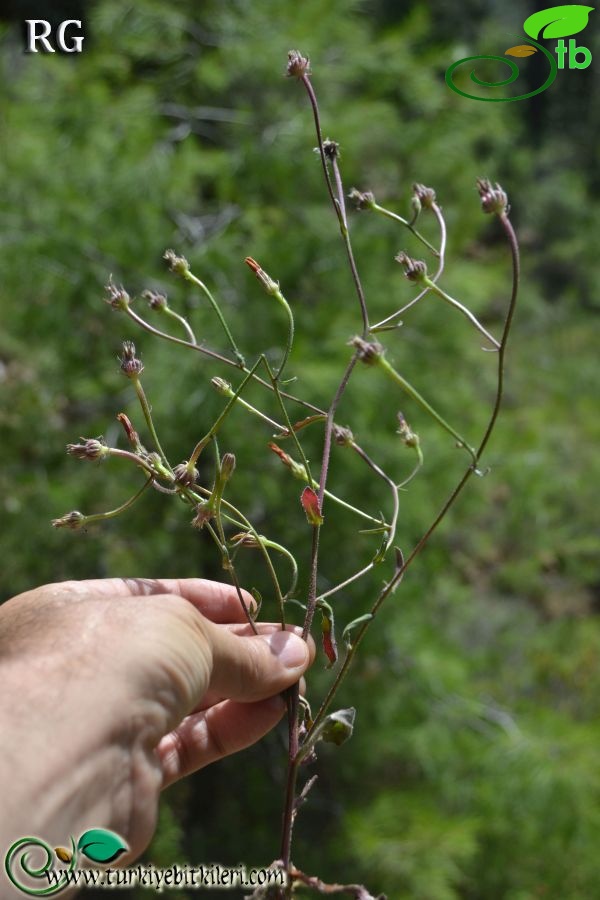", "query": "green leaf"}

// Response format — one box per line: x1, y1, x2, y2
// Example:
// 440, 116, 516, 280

77, 829, 128, 864
342, 614, 374, 649
523, 5, 594, 40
